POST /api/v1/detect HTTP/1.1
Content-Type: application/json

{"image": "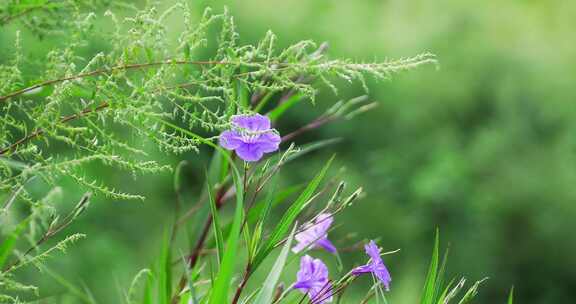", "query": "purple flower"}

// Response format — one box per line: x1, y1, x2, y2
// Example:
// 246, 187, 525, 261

351, 240, 392, 291
292, 213, 337, 254
219, 114, 281, 162
293, 255, 333, 303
